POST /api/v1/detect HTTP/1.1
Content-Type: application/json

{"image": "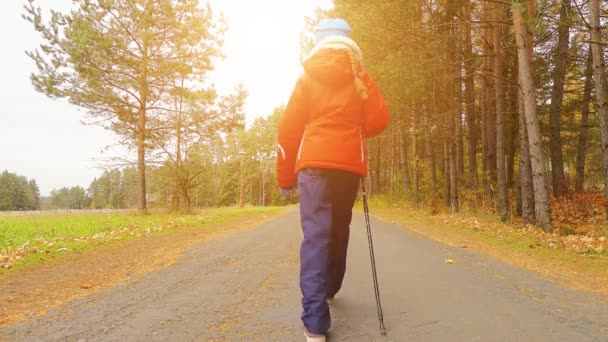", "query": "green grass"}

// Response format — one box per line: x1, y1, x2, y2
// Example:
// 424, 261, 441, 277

0, 206, 285, 271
